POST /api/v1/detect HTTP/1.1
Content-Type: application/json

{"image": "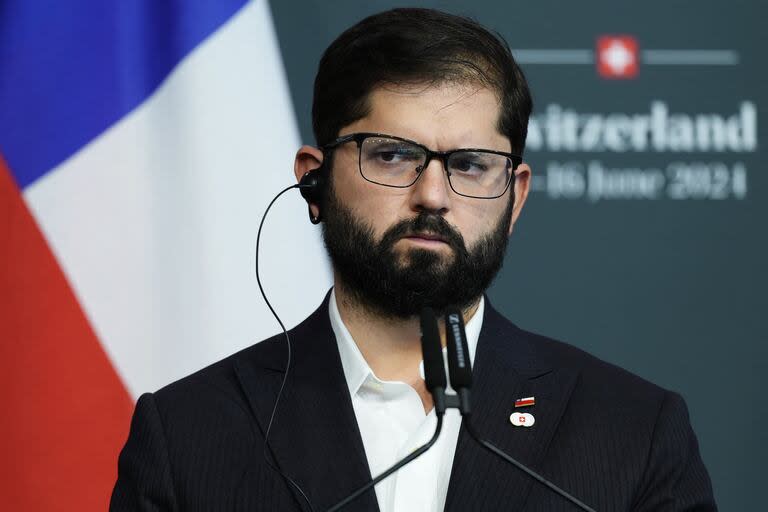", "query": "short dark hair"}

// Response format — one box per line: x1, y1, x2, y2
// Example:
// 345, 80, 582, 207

312, 8, 532, 155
